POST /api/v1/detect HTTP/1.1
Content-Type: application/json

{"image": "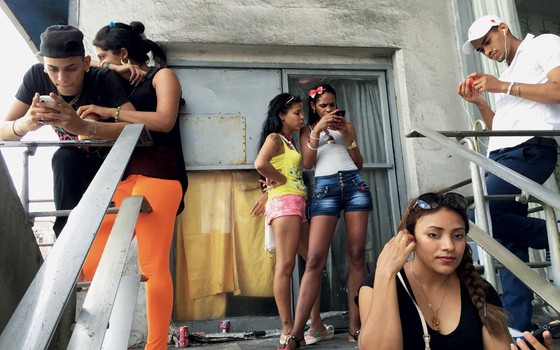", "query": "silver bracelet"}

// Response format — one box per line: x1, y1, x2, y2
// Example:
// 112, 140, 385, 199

506, 81, 515, 95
